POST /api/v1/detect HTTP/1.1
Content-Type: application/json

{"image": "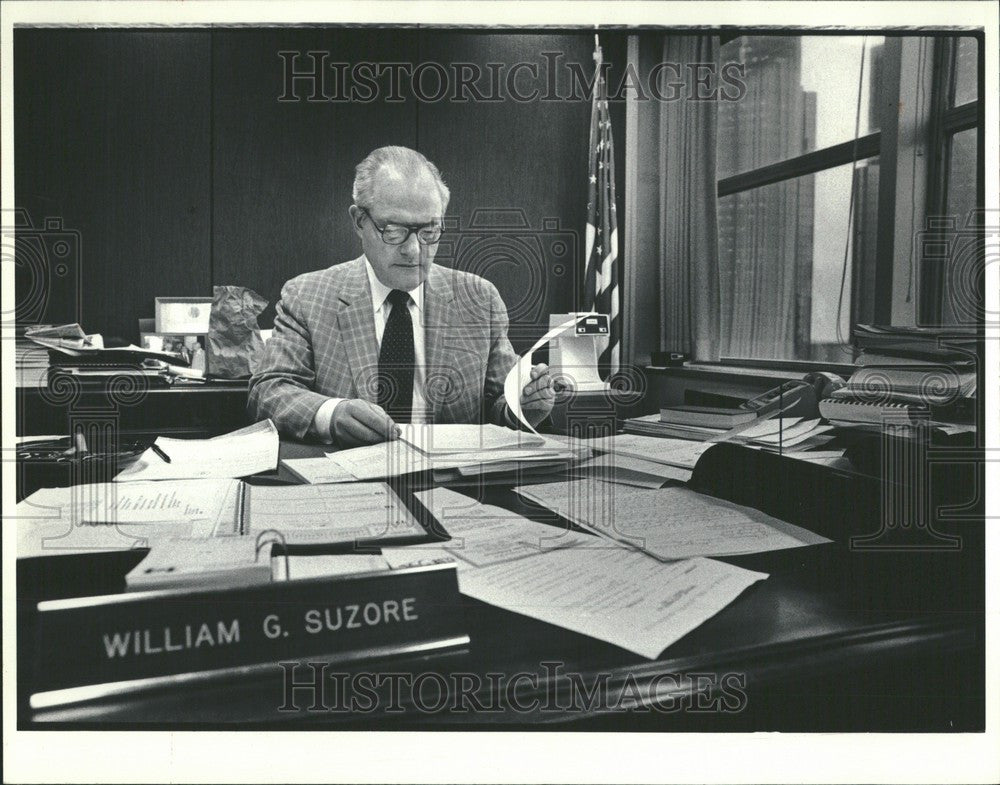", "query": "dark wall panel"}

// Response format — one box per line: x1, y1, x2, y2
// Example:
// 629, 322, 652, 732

211, 29, 418, 325
417, 31, 627, 352
15, 28, 626, 353
14, 30, 212, 342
